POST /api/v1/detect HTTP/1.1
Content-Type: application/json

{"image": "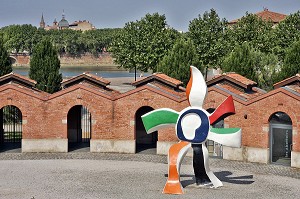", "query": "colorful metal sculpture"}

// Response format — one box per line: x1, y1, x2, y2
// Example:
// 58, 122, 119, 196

142, 66, 241, 194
